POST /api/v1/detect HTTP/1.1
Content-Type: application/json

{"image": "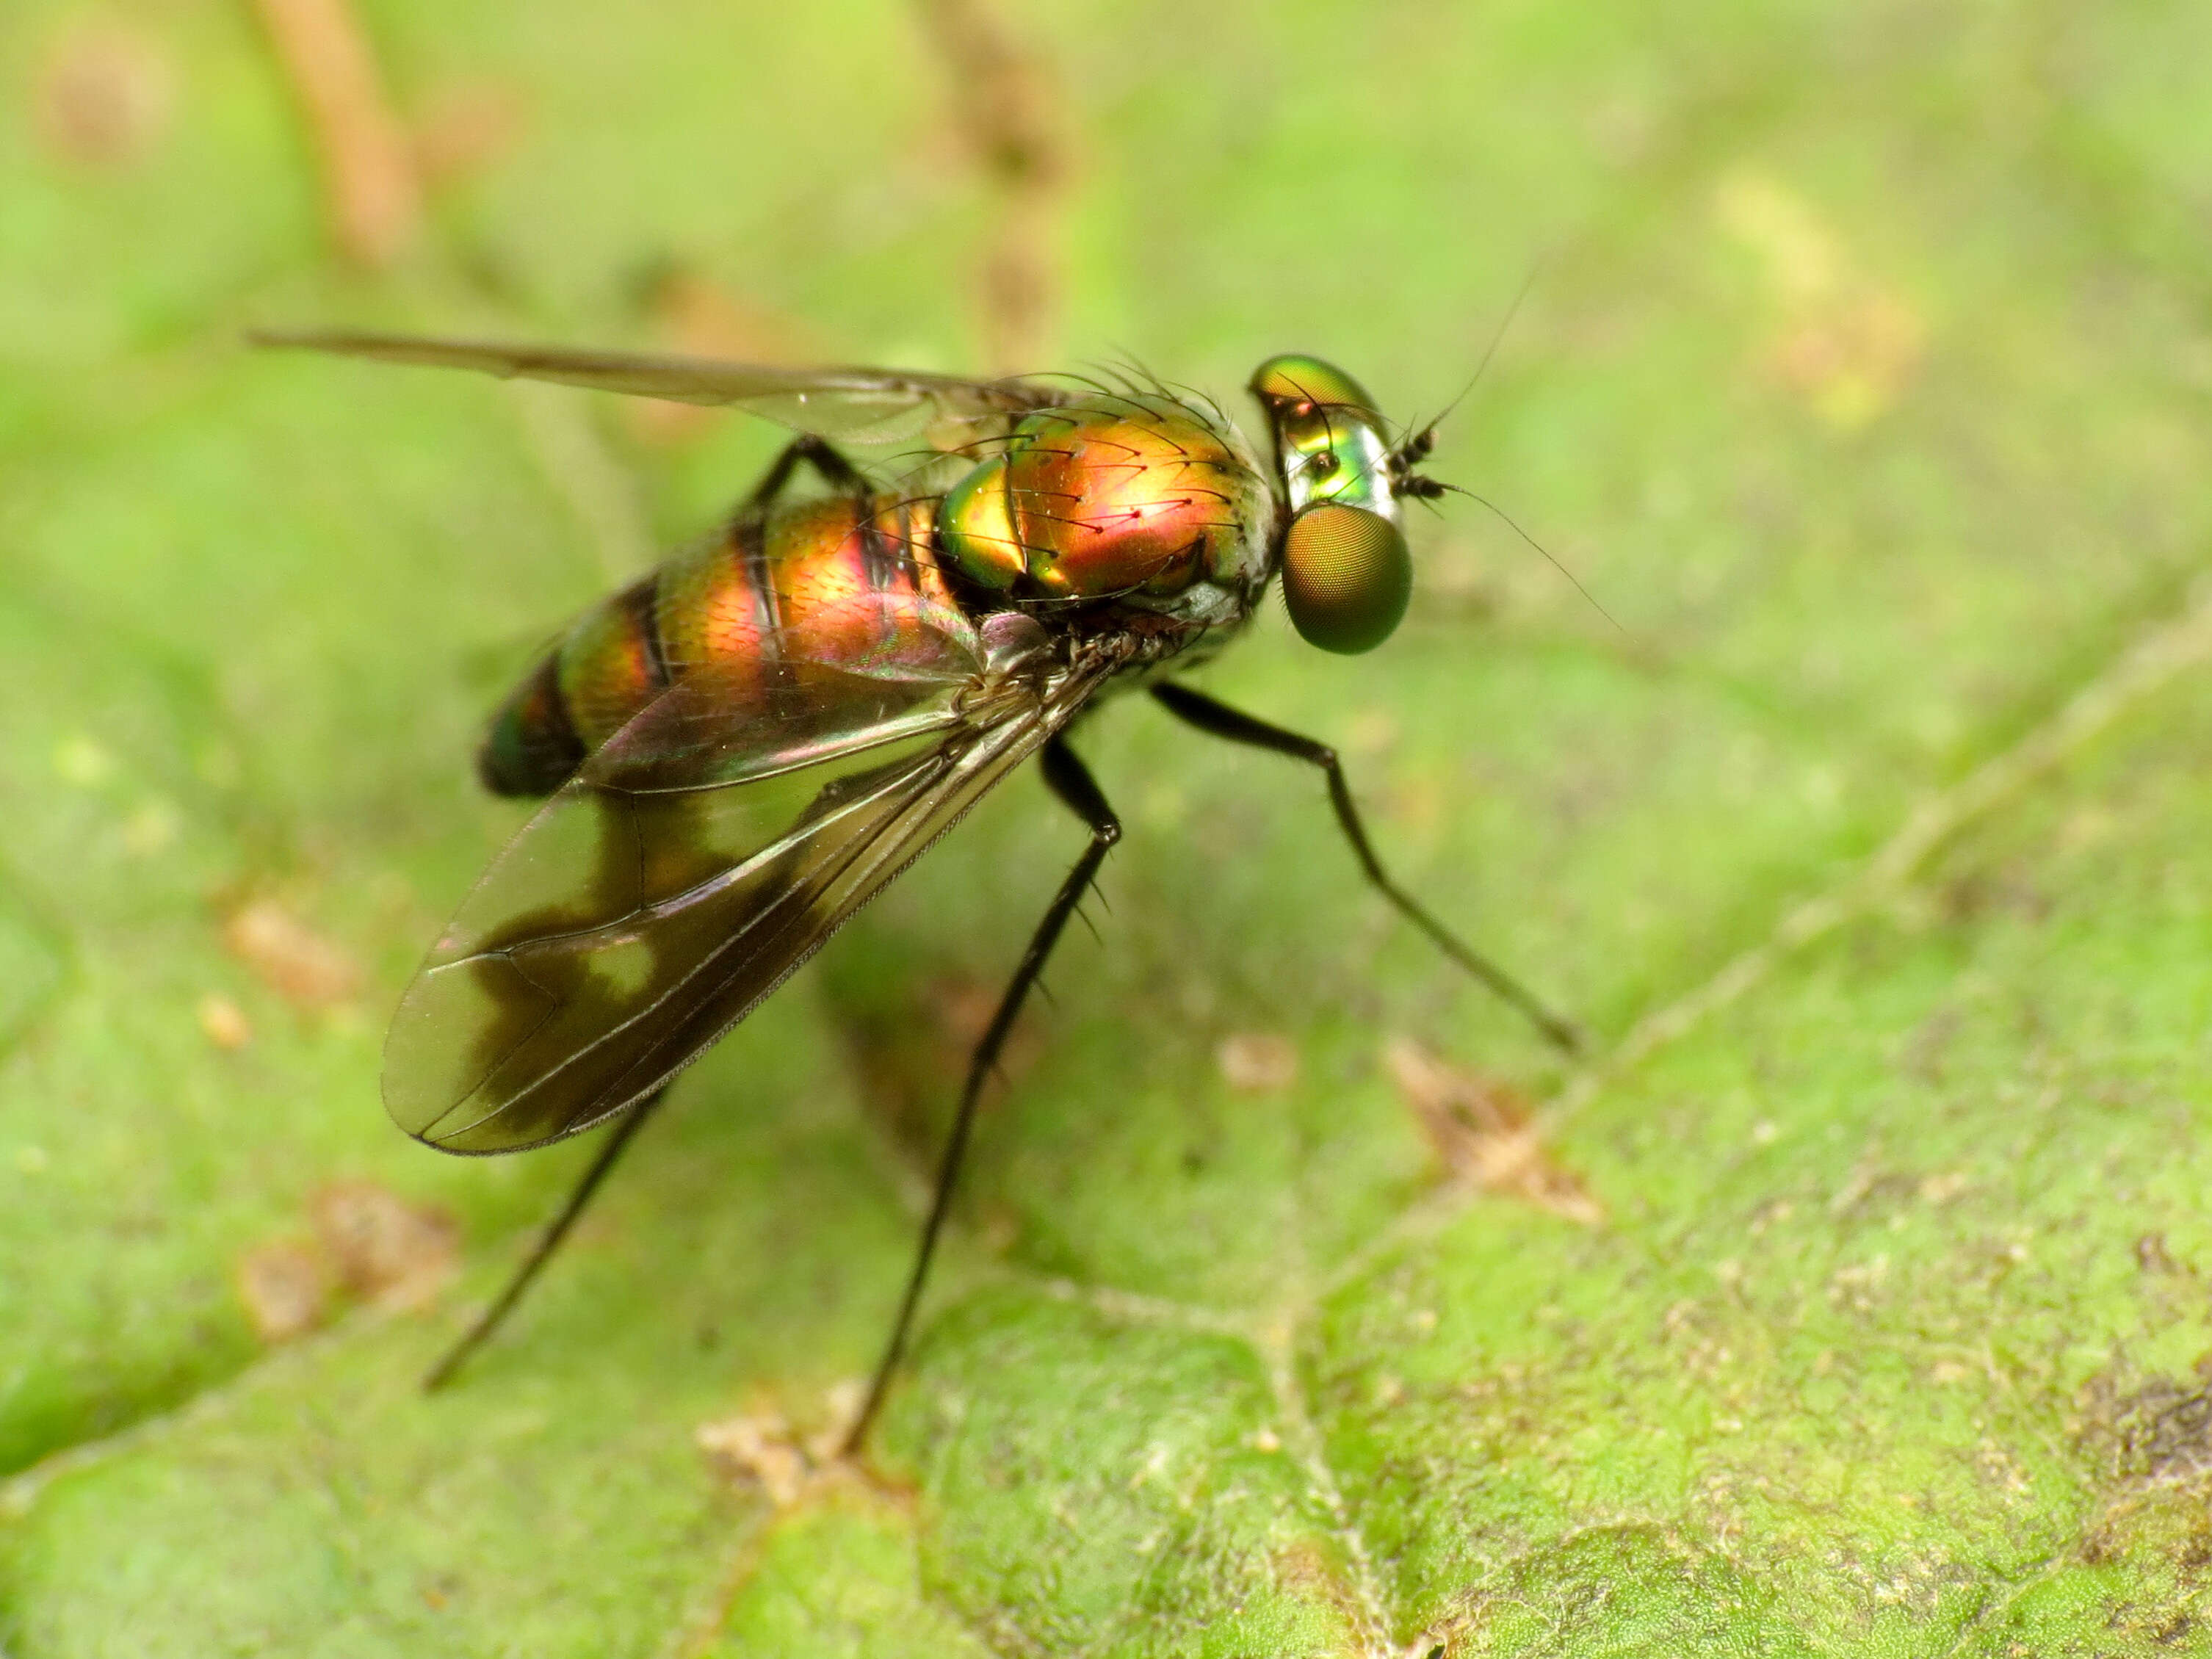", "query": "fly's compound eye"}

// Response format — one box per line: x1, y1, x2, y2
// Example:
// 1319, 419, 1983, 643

1281, 502, 1412, 654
